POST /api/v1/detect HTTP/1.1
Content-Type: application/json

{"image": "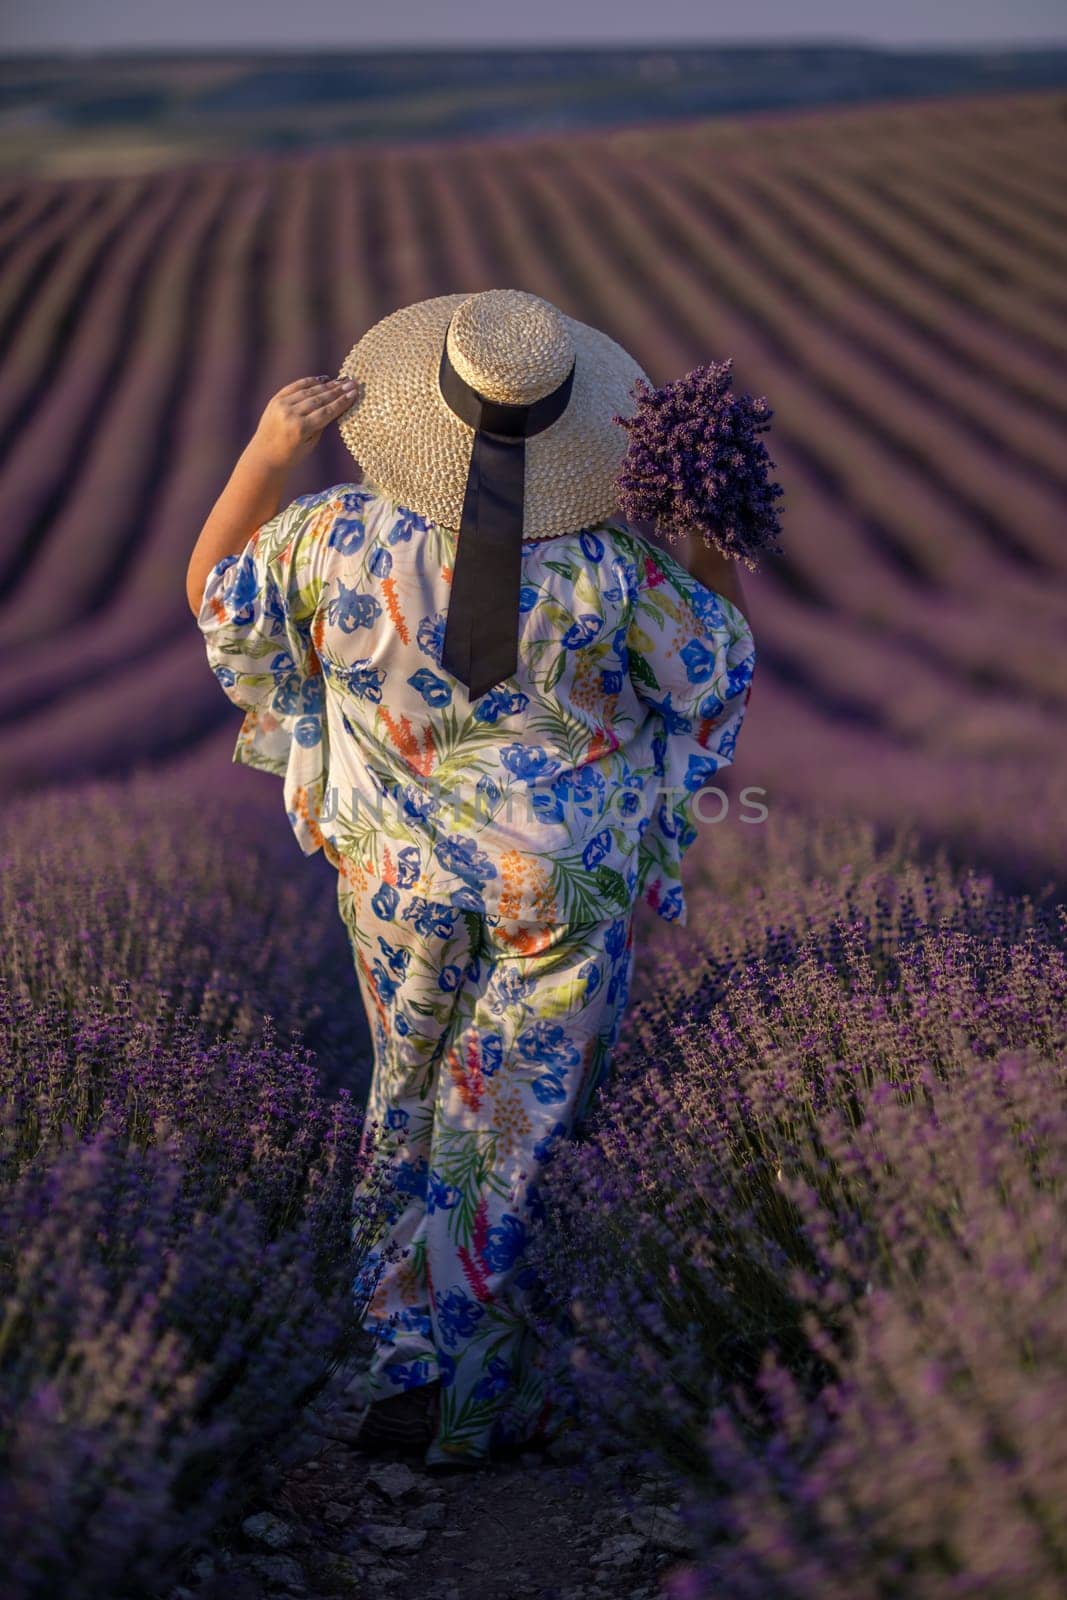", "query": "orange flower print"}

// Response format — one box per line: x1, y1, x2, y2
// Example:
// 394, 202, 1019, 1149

586, 726, 618, 762
448, 1030, 484, 1113
457, 1195, 493, 1302
380, 706, 436, 778
380, 575, 410, 644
